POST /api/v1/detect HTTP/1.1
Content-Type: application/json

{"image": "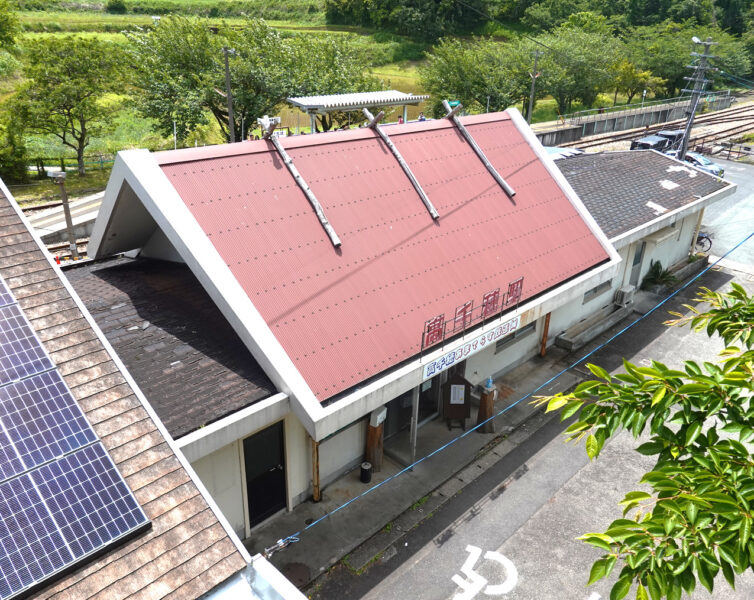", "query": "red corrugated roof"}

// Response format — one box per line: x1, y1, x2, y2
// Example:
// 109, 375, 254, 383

157, 112, 609, 401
